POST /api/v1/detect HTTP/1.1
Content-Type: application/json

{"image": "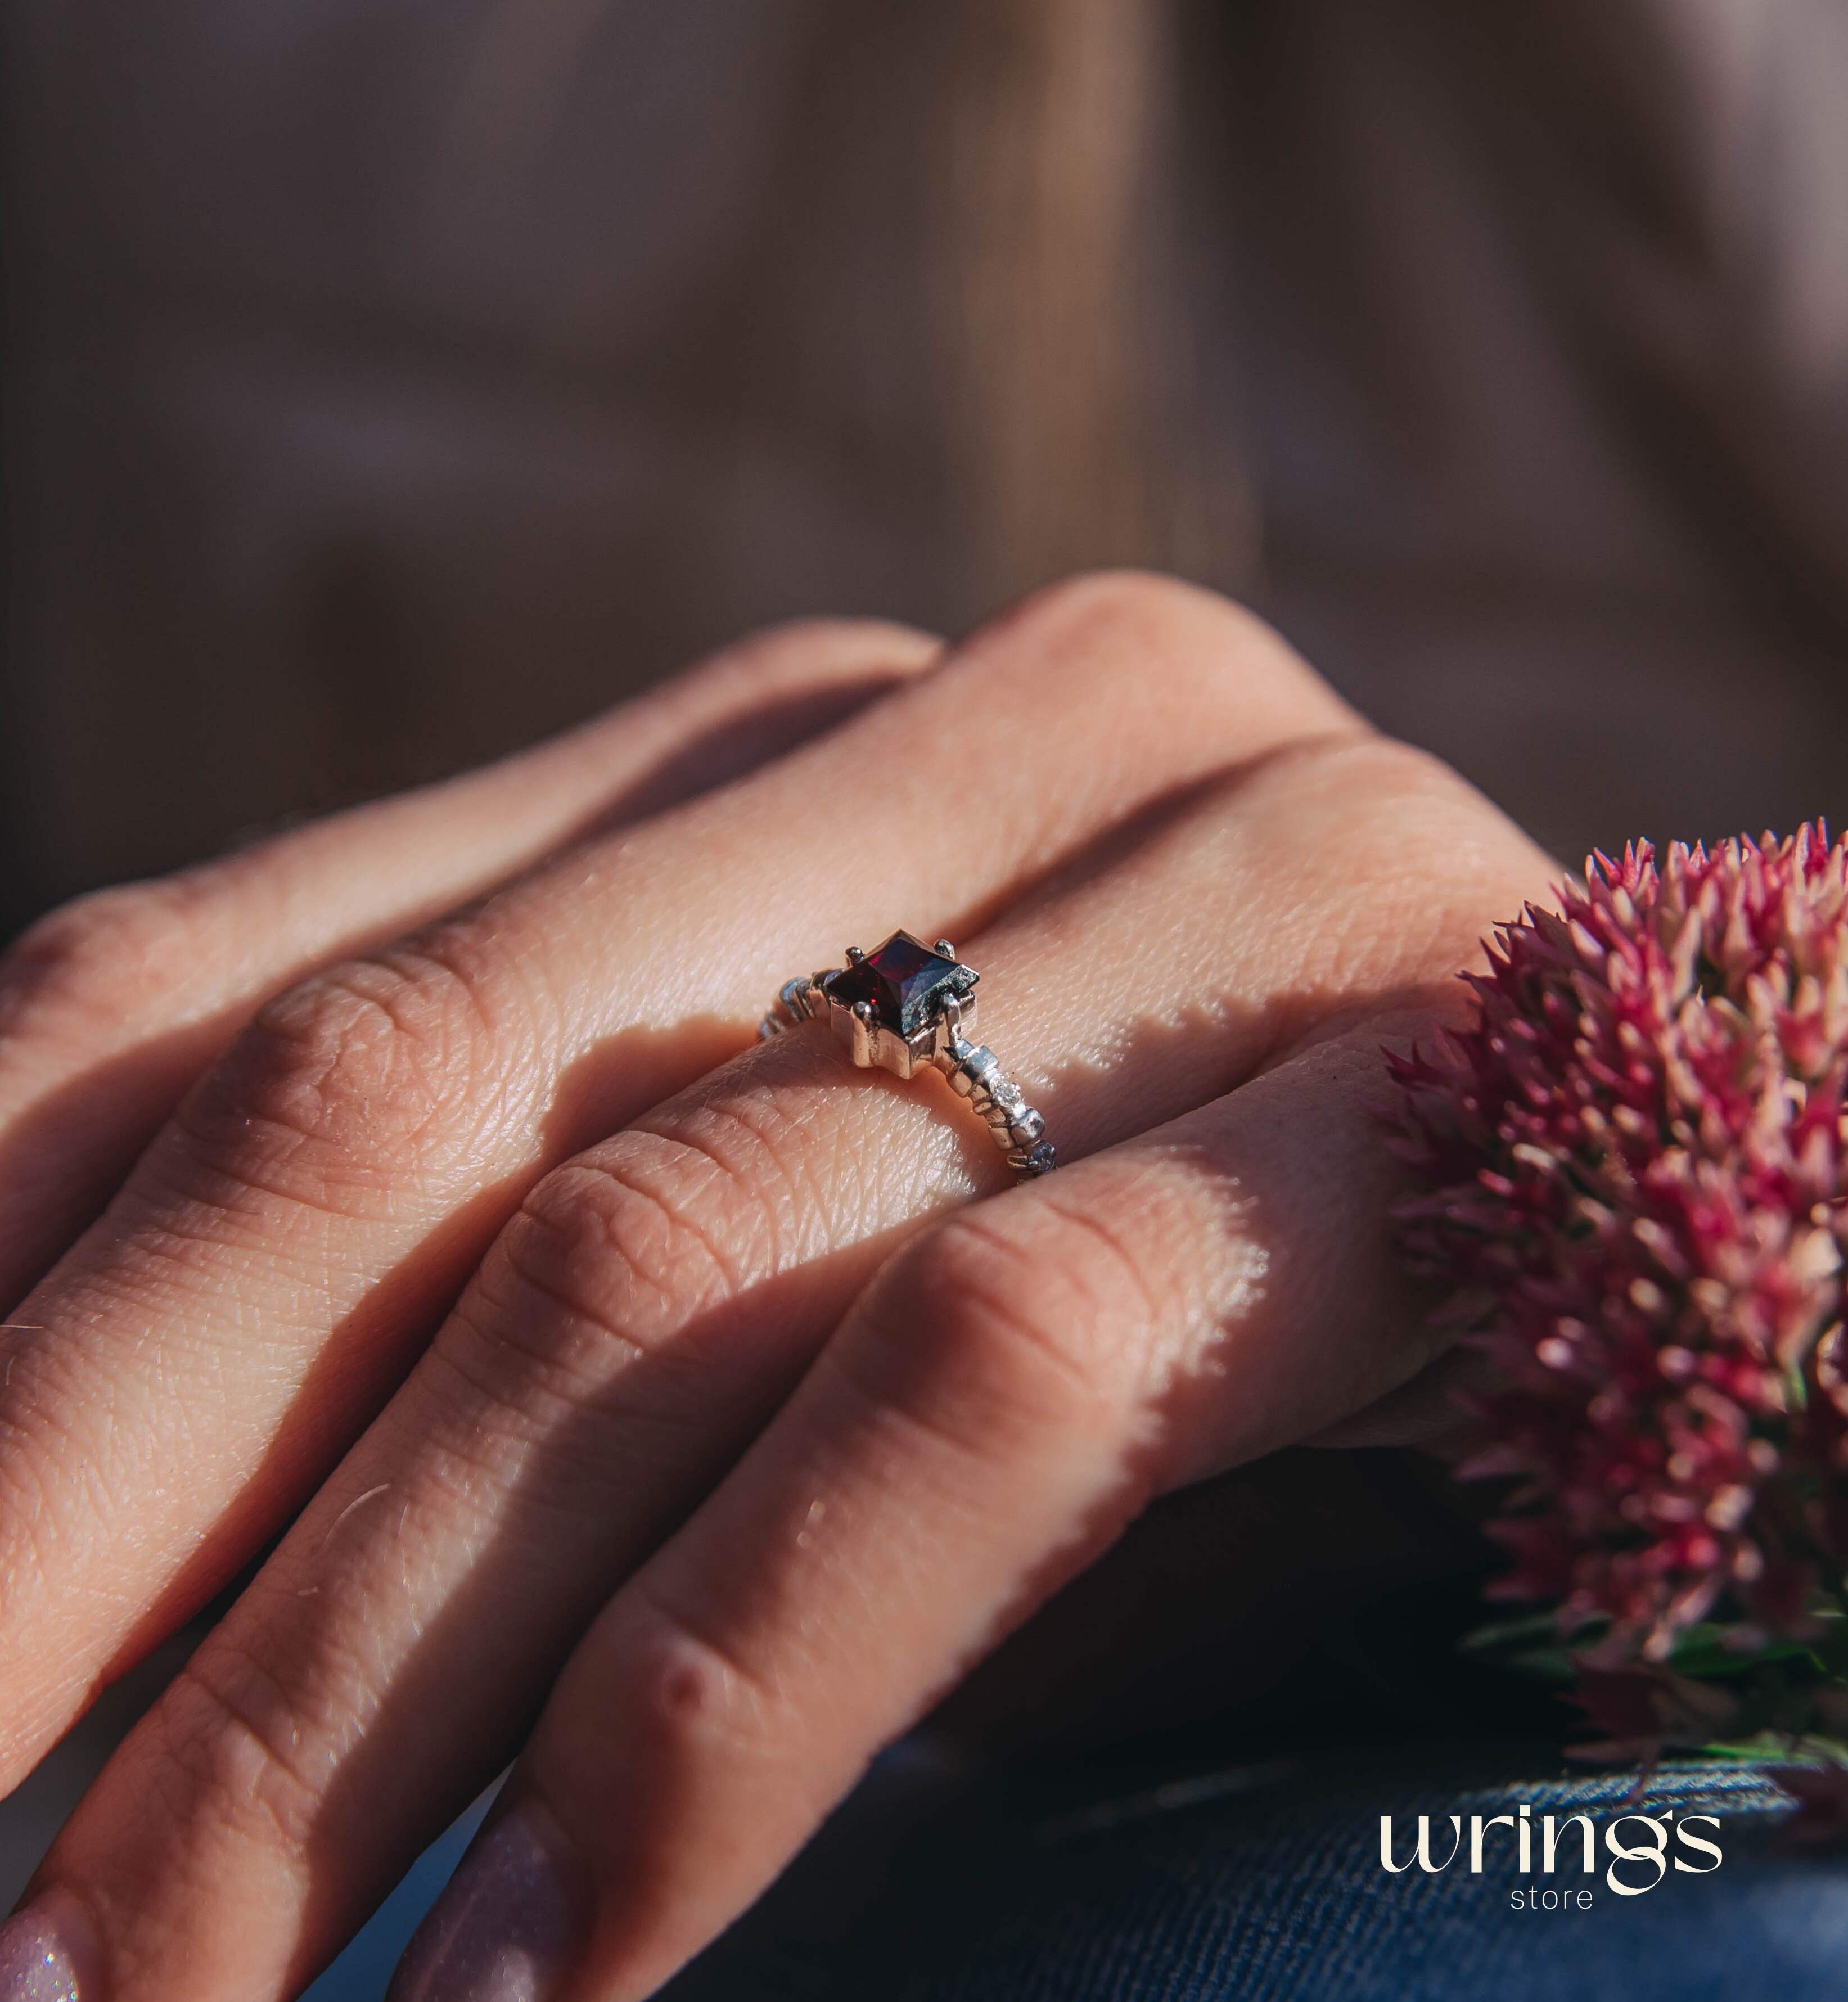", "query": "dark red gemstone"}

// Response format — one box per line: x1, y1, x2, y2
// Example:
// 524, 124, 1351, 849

822, 930, 976, 1036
